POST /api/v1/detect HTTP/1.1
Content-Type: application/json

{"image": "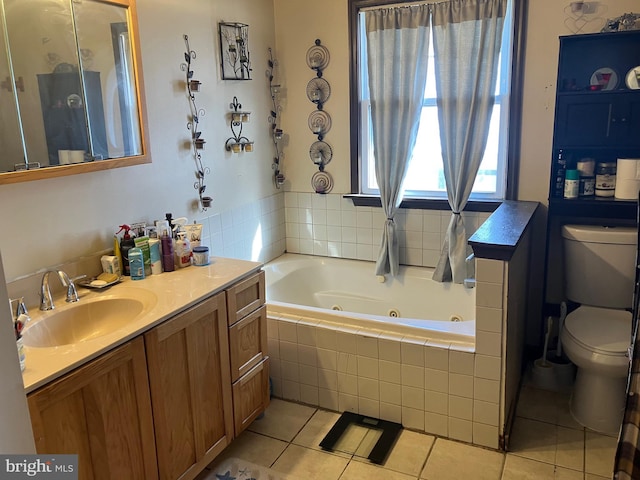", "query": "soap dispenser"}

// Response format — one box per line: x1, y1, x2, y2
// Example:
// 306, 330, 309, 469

117, 224, 135, 276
